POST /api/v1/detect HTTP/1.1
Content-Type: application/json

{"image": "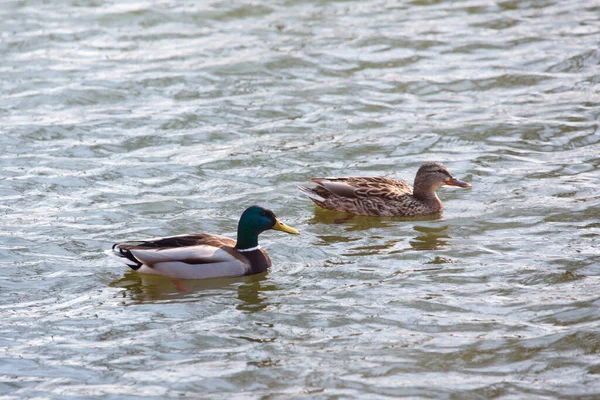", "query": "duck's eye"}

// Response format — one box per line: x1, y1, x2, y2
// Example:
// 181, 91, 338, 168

260, 211, 267, 217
